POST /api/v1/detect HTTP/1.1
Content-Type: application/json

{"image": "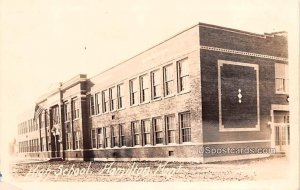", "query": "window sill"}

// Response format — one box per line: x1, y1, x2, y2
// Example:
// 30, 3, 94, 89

140, 101, 150, 105
151, 97, 162, 102
164, 94, 175, 99
130, 104, 140, 108
177, 90, 191, 96
275, 91, 289, 95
